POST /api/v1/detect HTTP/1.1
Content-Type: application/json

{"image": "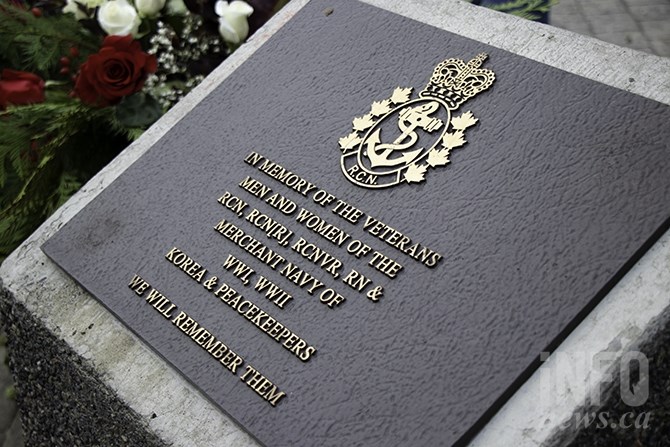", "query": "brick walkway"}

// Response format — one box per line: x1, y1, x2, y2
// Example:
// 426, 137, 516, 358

551, 0, 670, 57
